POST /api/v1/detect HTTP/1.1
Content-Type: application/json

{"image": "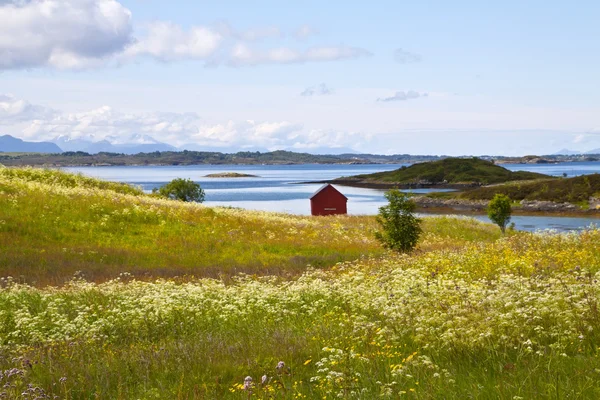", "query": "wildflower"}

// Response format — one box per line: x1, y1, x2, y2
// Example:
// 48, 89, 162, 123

243, 376, 253, 391
276, 361, 285, 372
261, 375, 268, 385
